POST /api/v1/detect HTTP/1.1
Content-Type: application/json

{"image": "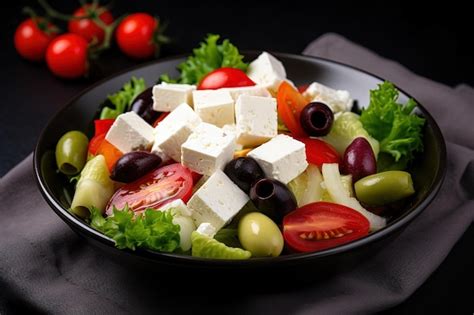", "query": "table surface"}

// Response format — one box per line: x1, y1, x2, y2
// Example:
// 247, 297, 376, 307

1, 1, 472, 313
